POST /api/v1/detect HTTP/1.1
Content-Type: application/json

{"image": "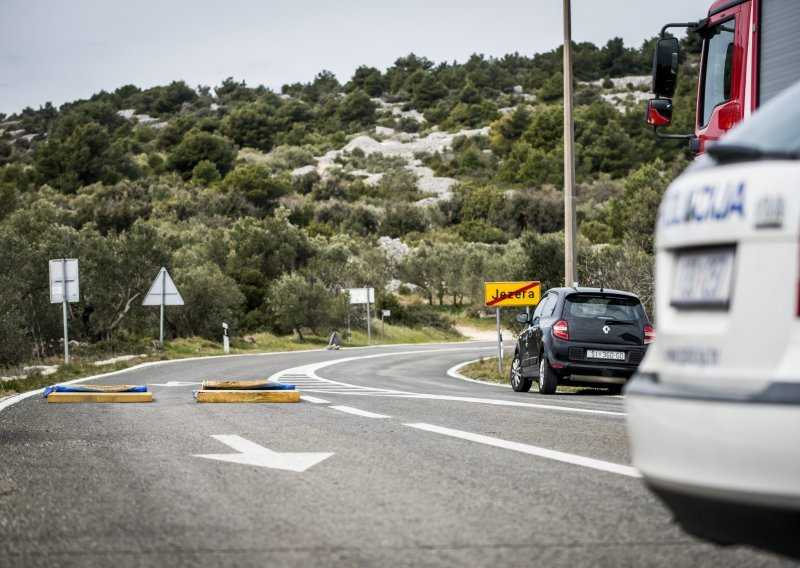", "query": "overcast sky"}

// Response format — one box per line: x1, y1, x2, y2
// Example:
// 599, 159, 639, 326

1, 0, 704, 116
